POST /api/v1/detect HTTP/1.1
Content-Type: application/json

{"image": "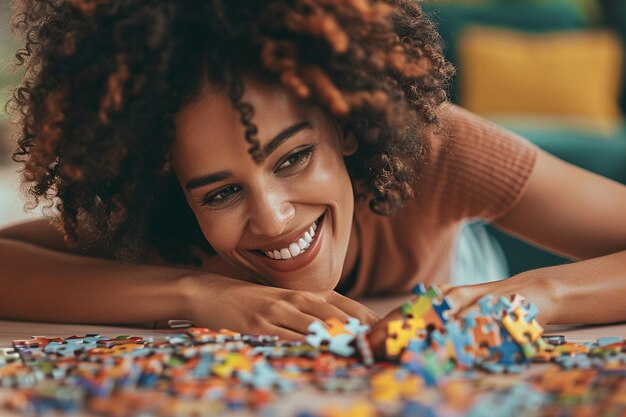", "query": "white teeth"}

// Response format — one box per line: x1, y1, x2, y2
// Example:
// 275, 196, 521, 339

289, 243, 300, 256
261, 215, 323, 259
